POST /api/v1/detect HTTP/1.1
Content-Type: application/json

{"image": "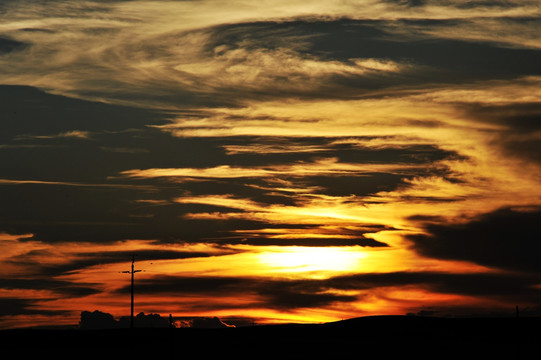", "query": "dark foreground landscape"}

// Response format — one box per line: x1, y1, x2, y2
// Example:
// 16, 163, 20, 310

1, 316, 539, 358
